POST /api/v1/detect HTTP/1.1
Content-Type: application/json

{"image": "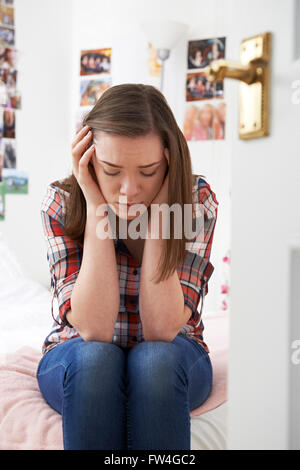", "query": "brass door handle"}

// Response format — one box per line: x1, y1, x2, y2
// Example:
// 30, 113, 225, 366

202, 32, 272, 140
204, 59, 260, 85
